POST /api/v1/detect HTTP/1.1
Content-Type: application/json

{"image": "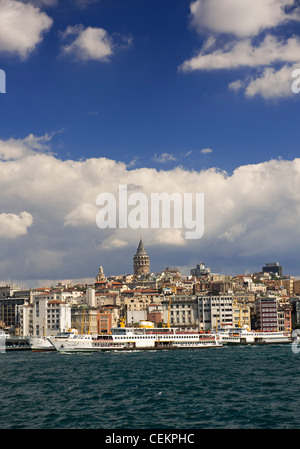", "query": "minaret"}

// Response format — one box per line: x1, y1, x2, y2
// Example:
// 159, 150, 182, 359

95, 266, 106, 283
133, 239, 150, 276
